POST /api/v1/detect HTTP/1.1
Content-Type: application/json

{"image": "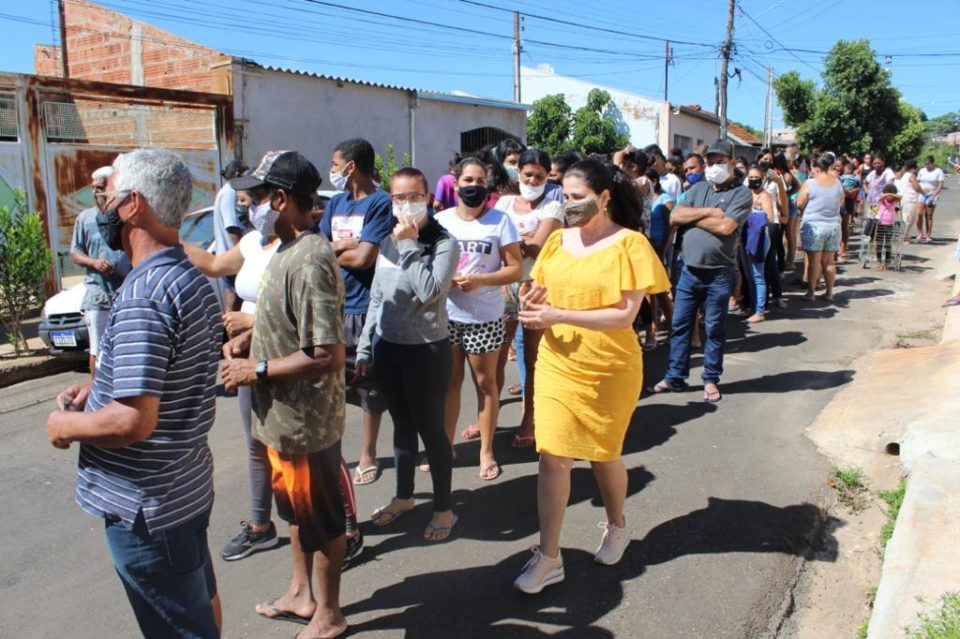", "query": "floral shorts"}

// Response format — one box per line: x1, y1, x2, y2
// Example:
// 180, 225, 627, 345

801, 221, 841, 253
449, 318, 506, 355
501, 283, 520, 321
